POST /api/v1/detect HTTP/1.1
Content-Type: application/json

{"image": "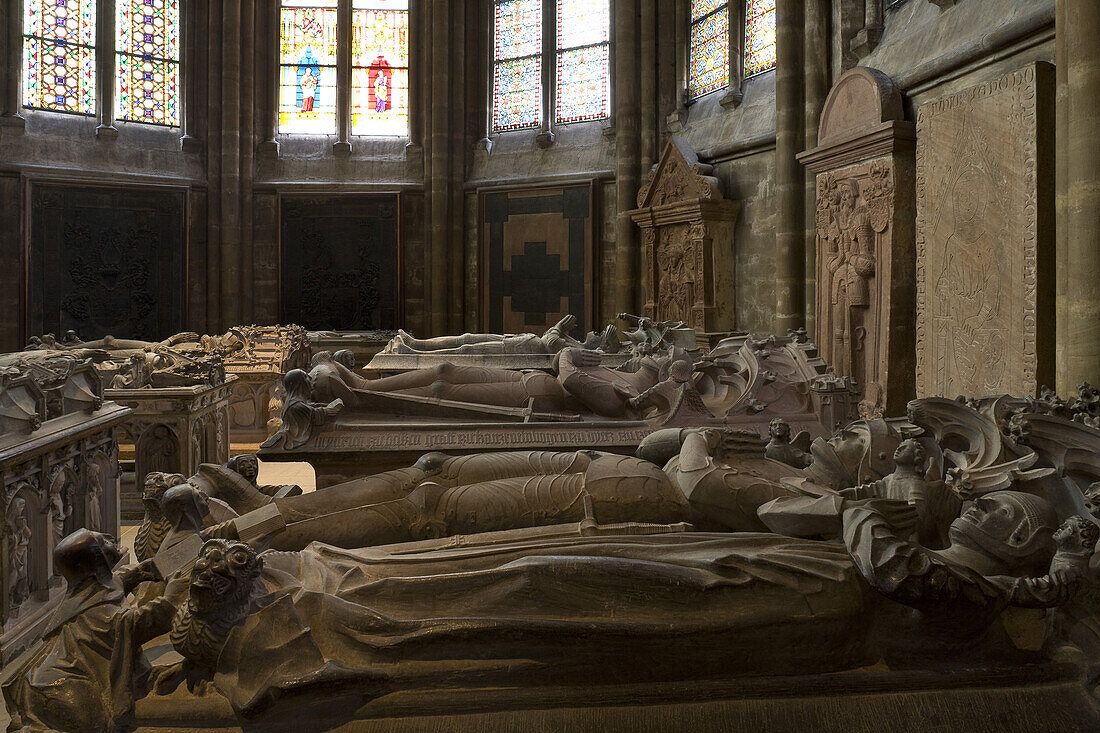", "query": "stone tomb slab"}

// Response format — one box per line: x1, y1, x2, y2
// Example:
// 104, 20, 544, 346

915, 63, 1055, 398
